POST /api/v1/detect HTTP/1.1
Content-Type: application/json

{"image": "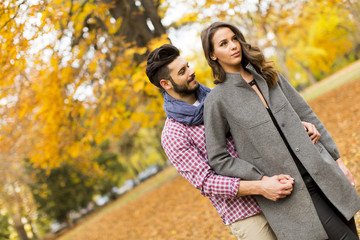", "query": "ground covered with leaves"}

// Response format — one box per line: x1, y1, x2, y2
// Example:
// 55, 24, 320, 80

58, 78, 360, 240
